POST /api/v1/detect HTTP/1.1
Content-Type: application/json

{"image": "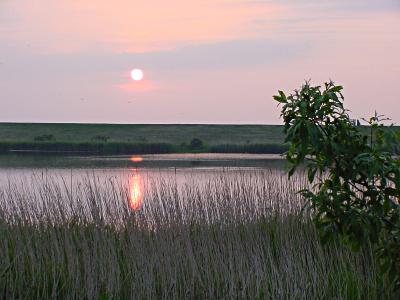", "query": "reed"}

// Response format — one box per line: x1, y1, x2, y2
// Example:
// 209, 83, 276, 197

0, 170, 384, 299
